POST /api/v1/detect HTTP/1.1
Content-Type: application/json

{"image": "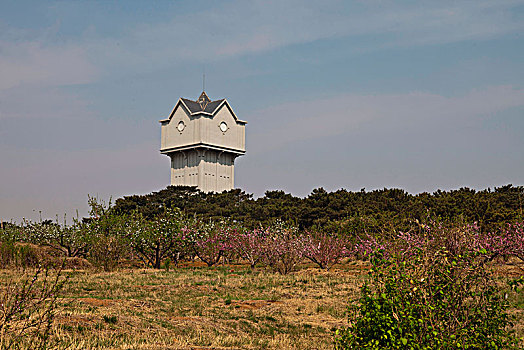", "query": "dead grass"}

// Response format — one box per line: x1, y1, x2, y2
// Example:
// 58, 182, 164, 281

1, 260, 522, 349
